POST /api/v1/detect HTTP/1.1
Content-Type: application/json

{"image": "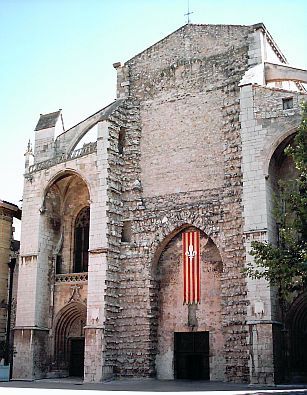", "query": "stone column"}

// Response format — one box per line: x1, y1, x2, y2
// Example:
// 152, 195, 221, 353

240, 84, 278, 384
12, 174, 50, 380
84, 120, 110, 382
